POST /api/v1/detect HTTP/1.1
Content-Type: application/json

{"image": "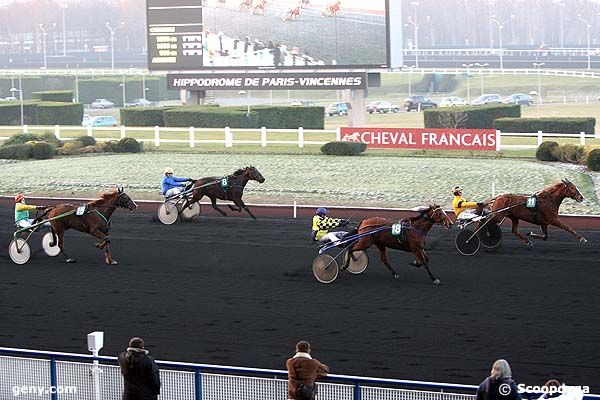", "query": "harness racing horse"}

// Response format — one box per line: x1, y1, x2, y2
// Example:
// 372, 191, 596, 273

489, 178, 587, 246
36, 187, 137, 264
344, 205, 453, 285
185, 166, 265, 219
